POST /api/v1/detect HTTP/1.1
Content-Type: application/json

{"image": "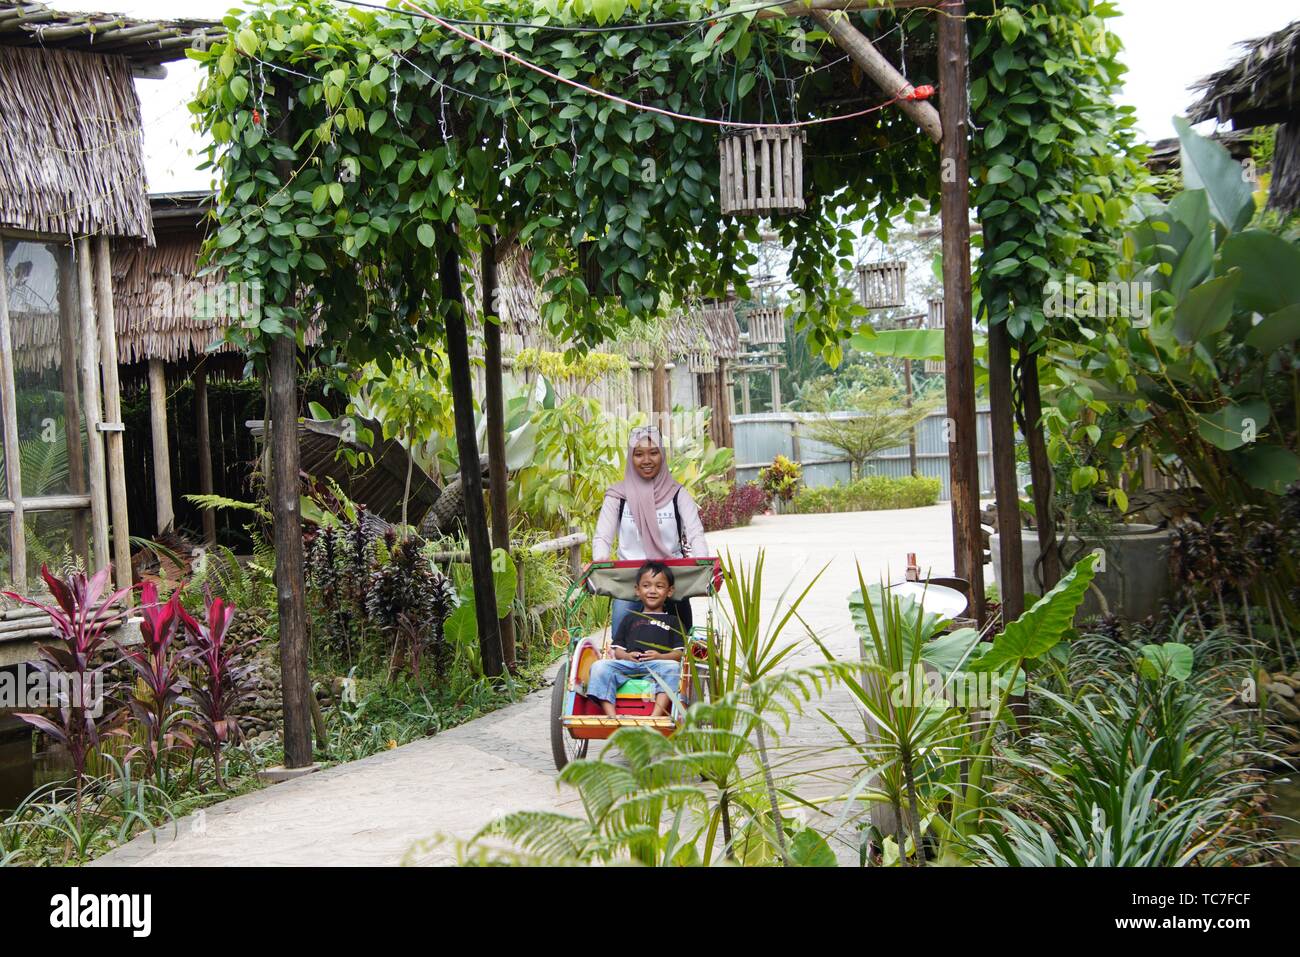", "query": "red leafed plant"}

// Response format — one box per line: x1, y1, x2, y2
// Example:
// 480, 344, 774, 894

2, 566, 133, 815
179, 590, 258, 789
117, 581, 192, 785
